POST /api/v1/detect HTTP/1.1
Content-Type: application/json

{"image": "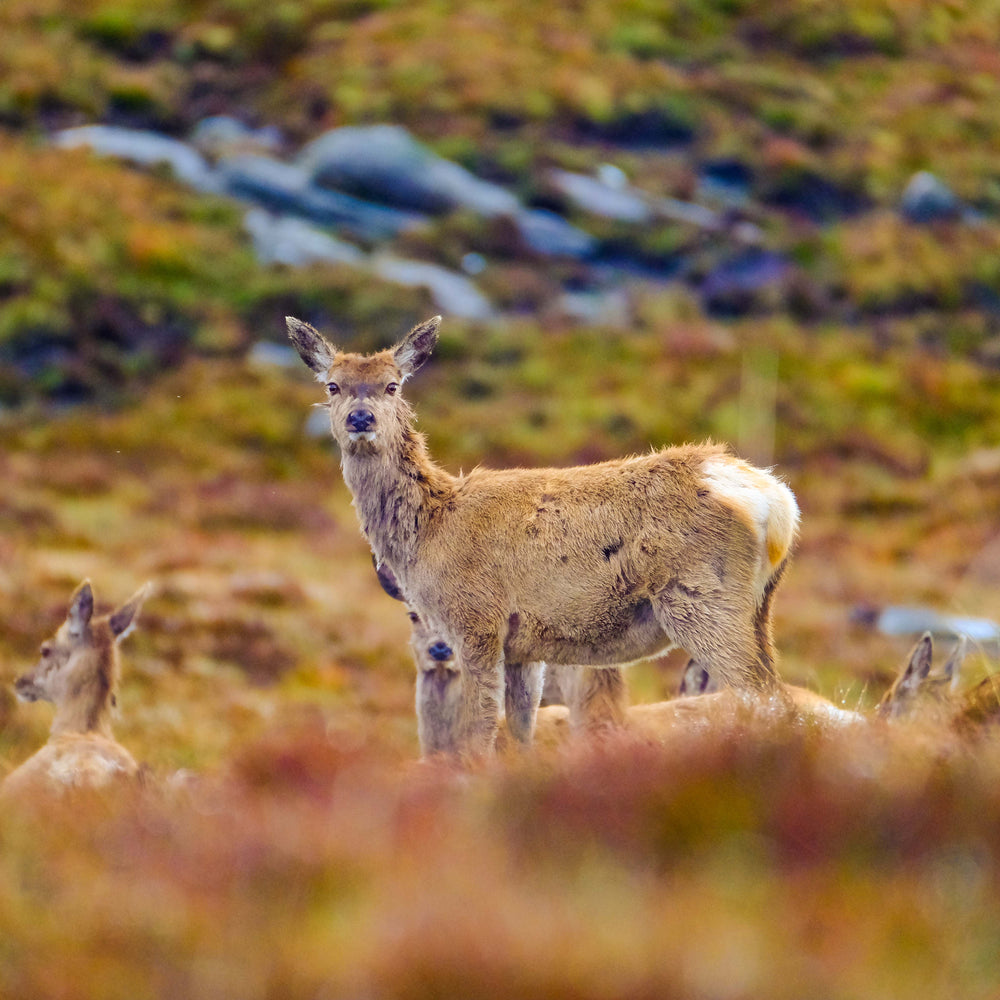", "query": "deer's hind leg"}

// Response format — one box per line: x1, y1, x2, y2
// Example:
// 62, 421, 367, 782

651, 583, 778, 694
504, 661, 546, 744
562, 666, 628, 732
